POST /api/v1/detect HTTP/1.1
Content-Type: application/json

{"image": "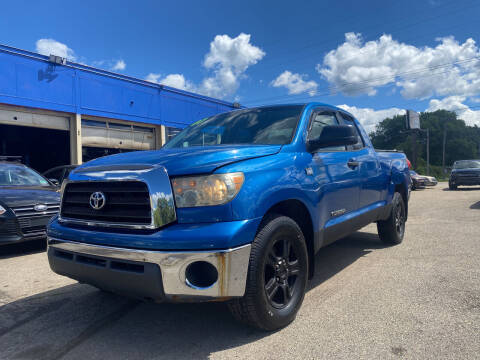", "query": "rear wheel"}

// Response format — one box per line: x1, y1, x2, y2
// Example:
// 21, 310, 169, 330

228, 215, 308, 331
377, 192, 406, 245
